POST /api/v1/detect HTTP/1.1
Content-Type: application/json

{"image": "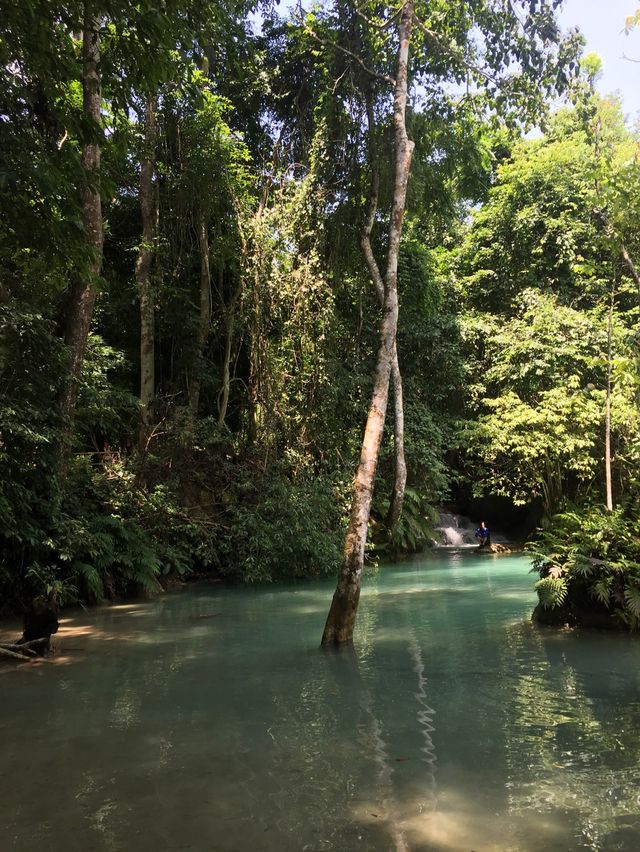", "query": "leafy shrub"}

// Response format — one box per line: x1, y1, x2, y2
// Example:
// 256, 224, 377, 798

371, 487, 439, 555
0, 305, 213, 609
529, 505, 640, 628
219, 468, 346, 582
